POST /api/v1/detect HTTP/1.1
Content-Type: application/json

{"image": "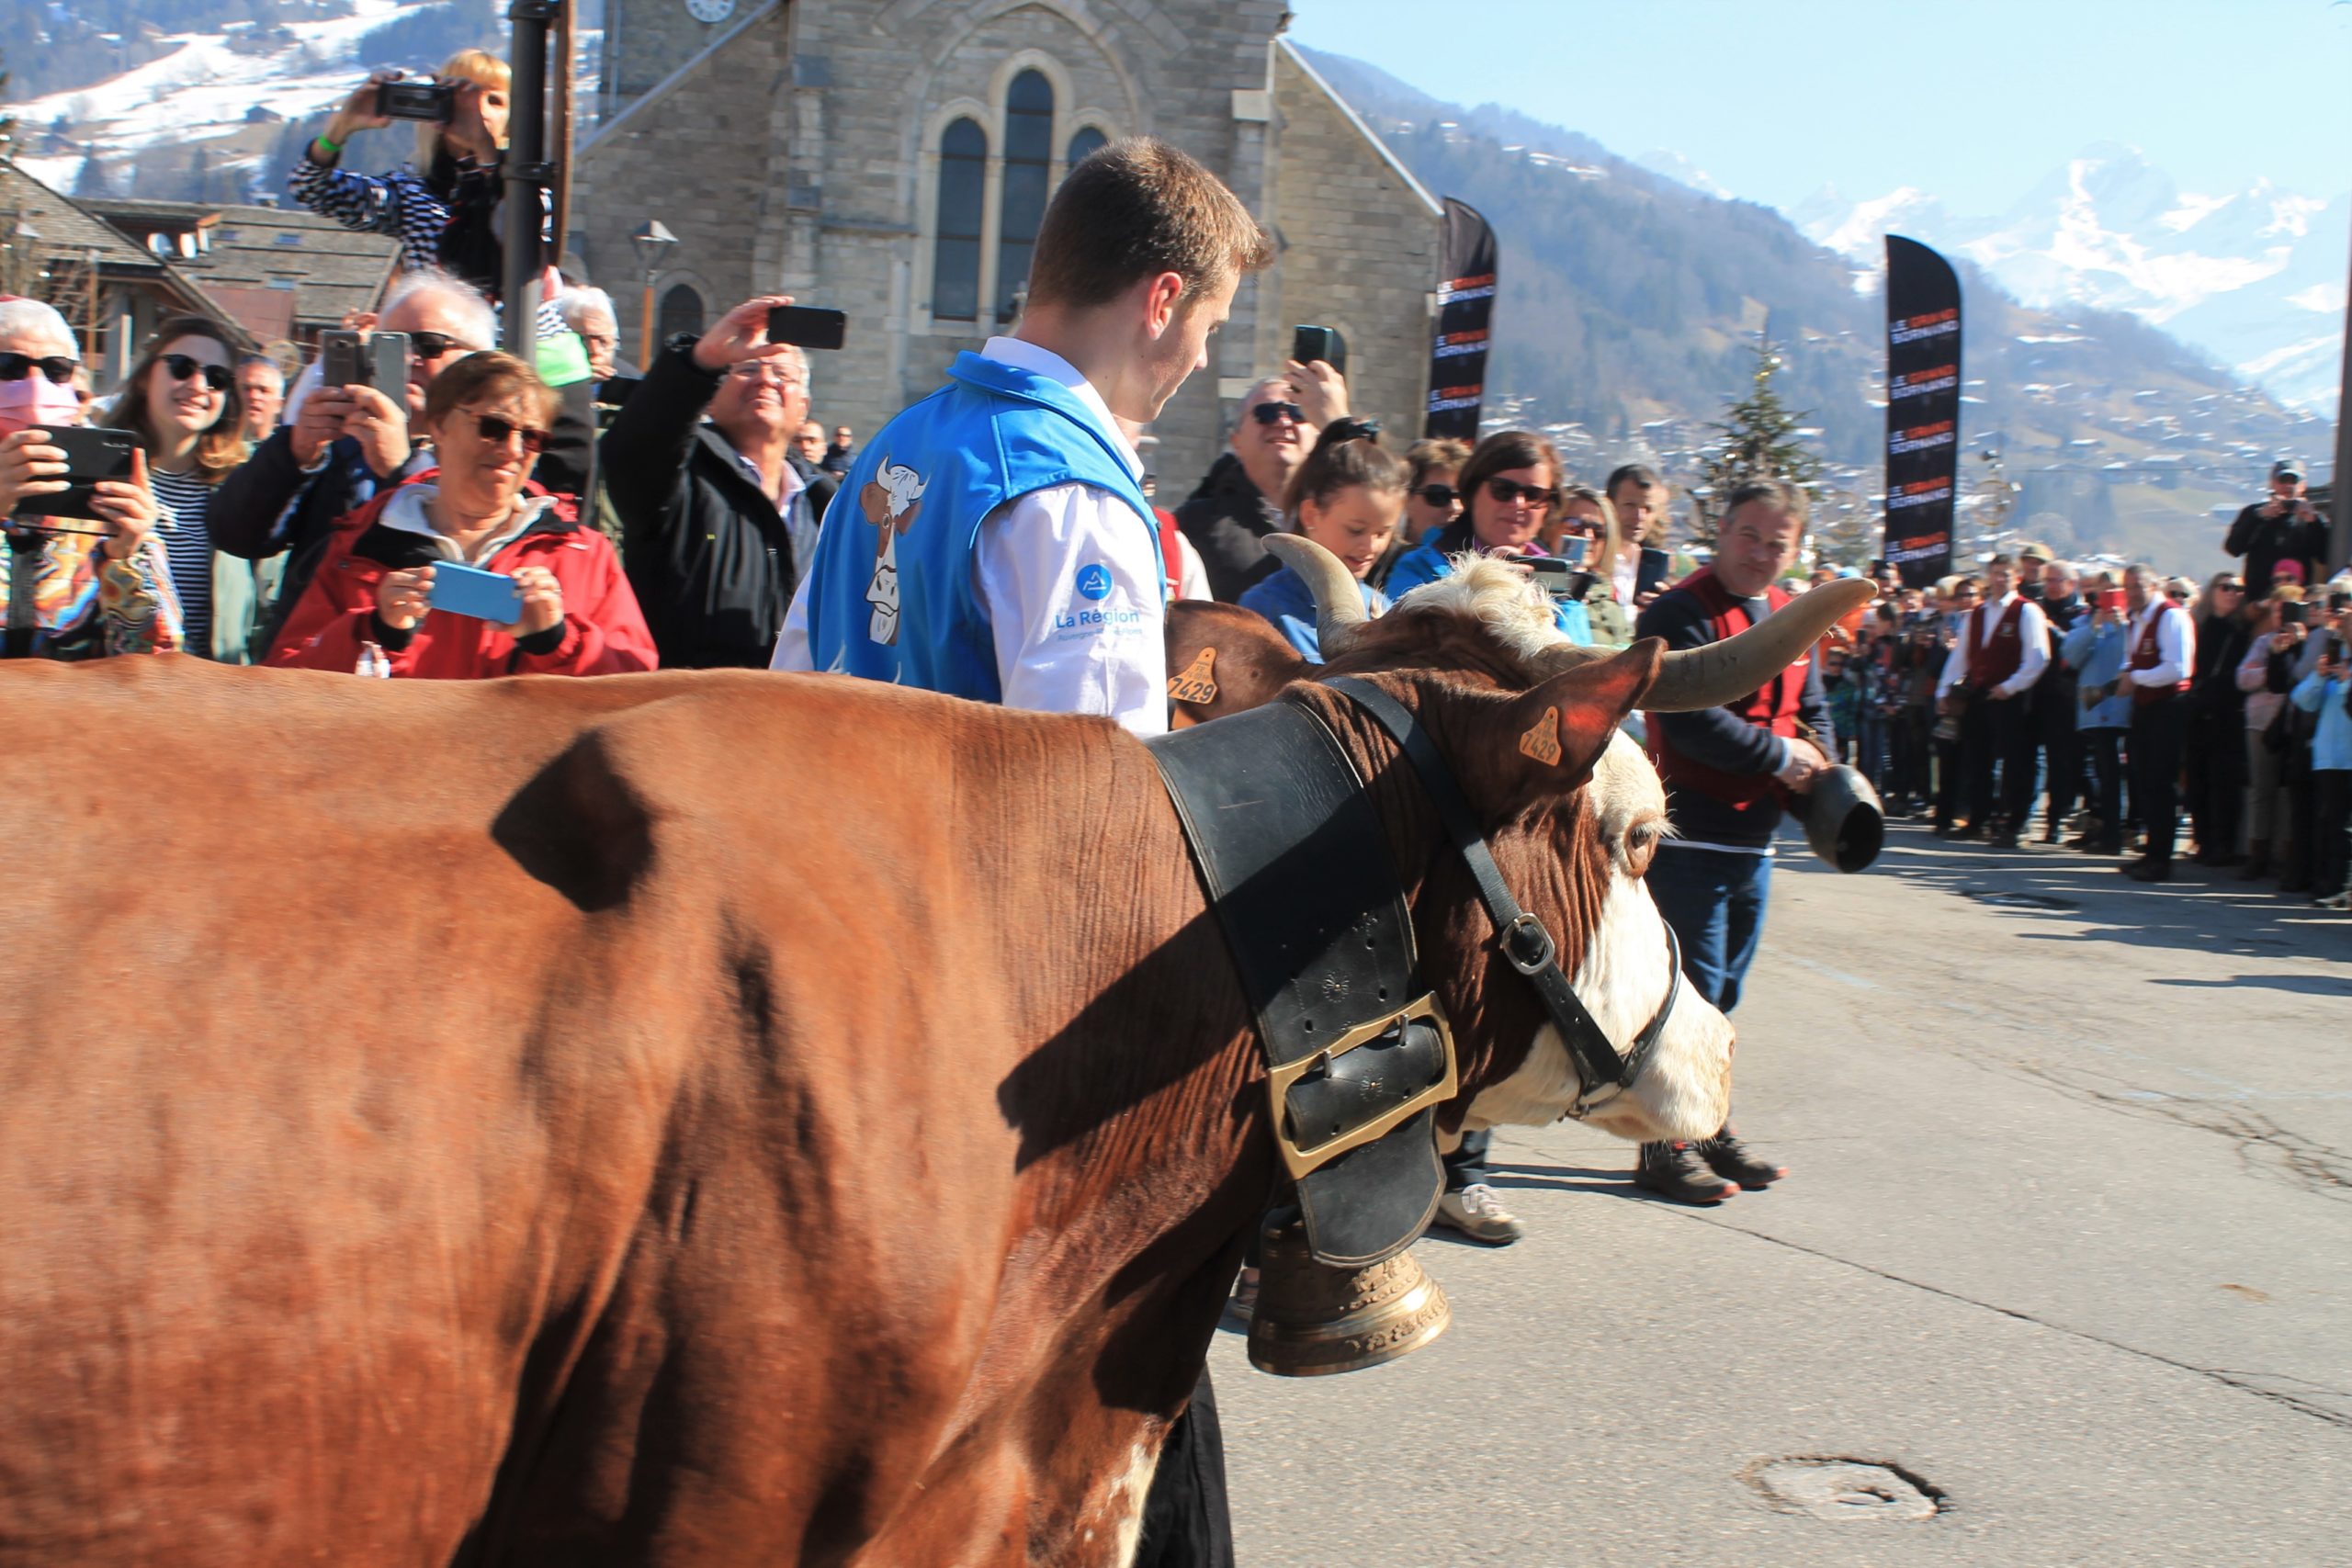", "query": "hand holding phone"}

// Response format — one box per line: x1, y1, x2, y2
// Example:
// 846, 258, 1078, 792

764, 305, 846, 351
1292, 324, 1347, 376
10, 427, 137, 521
427, 561, 526, 624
